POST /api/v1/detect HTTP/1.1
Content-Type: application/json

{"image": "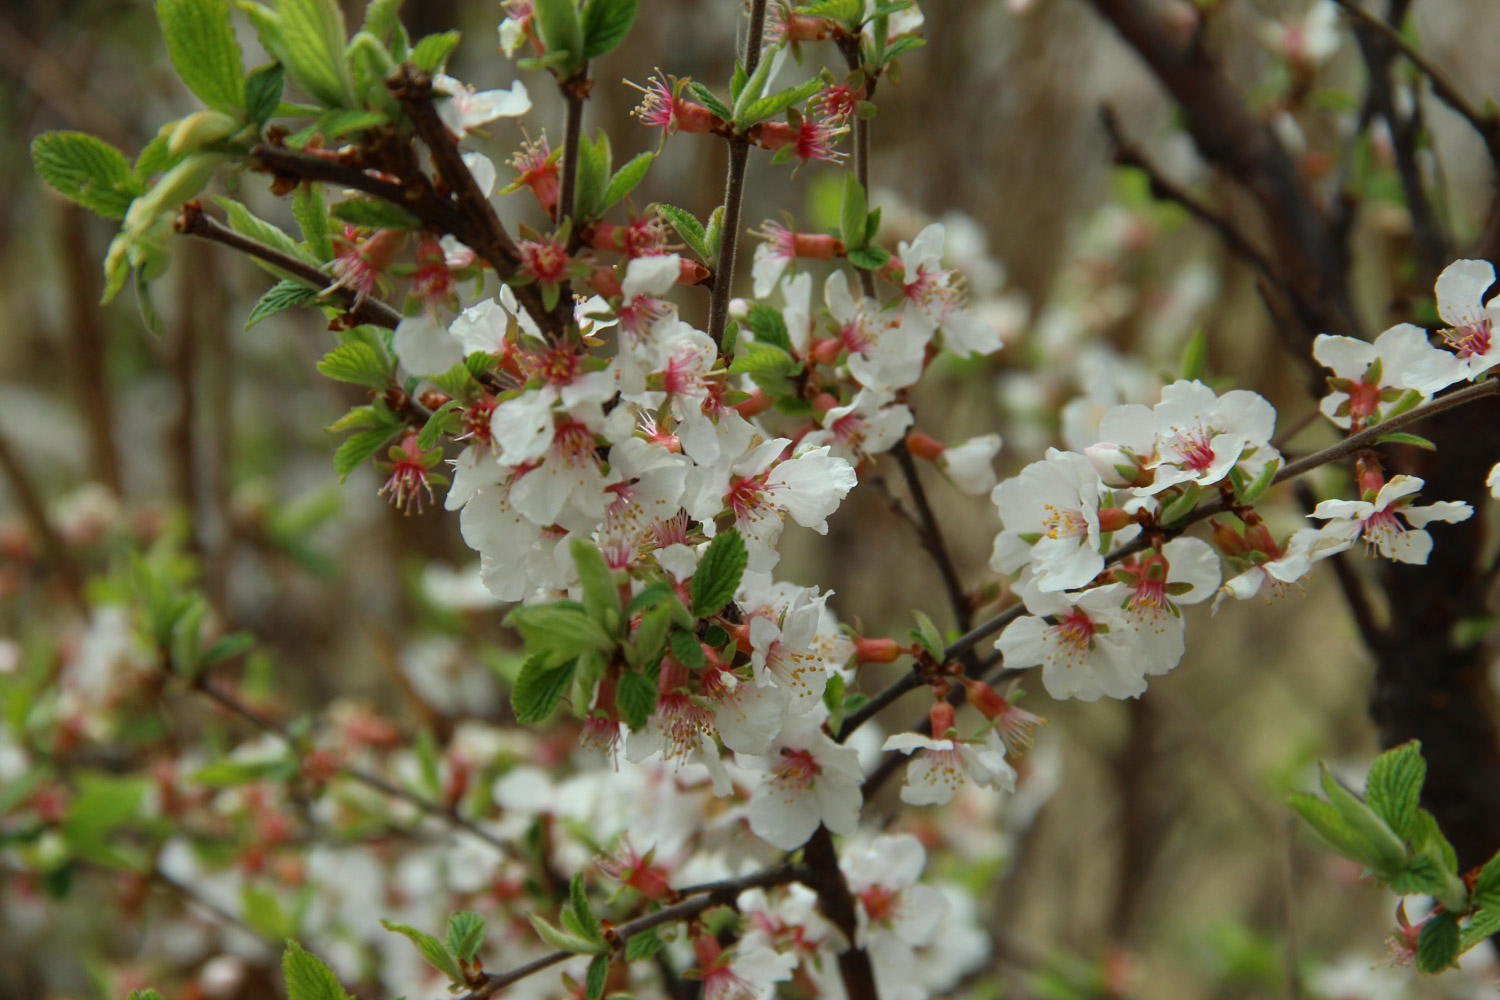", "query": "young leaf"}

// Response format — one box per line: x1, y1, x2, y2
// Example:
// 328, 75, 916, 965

292, 179, 333, 259
157, 0, 247, 113
1363, 739, 1425, 841
215, 196, 323, 269
582, 0, 637, 59
331, 196, 422, 230
446, 911, 486, 963
275, 0, 357, 108
840, 173, 868, 248
570, 872, 603, 943
31, 131, 142, 220
416, 399, 463, 450
845, 245, 889, 270
600, 151, 654, 213
380, 920, 464, 983
506, 602, 616, 666
1416, 910, 1460, 973
318, 342, 392, 389
624, 928, 665, 960
737, 77, 824, 128
669, 629, 704, 668
529, 913, 608, 954
1179, 328, 1208, 381
584, 954, 609, 1000
746, 303, 792, 352
572, 538, 622, 633
615, 668, 657, 730
245, 62, 287, 124
247, 279, 322, 328
511, 655, 578, 723
656, 204, 707, 260
333, 425, 398, 480
686, 81, 732, 121
282, 942, 351, 1000
532, 0, 585, 77
1374, 431, 1437, 451
691, 529, 747, 619
573, 130, 611, 221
